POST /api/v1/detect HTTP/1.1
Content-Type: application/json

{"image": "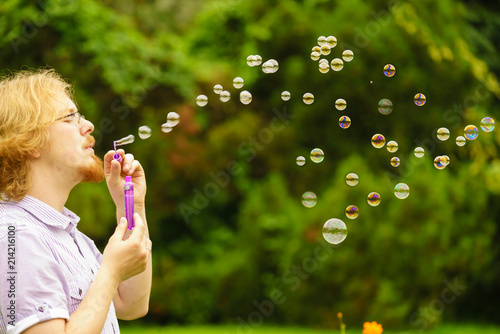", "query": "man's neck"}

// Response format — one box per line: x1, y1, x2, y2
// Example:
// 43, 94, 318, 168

28, 165, 78, 213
